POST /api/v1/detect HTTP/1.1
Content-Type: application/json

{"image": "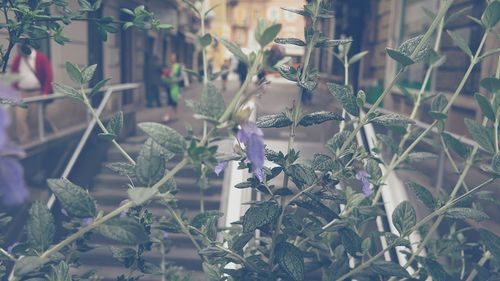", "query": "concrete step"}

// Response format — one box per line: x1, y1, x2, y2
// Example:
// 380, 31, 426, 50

72, 265, 207, 281
77, 245, 203, 272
